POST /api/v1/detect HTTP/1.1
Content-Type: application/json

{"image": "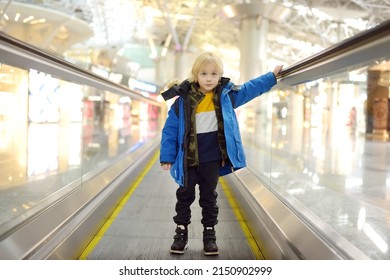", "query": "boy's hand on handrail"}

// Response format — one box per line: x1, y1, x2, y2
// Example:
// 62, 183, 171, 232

273, 65, 283, 76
